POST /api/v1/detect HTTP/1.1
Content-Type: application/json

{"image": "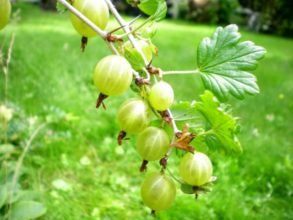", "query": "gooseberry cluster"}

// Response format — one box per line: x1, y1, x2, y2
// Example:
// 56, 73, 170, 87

65, 0, 214, 213
58, 0, 265, 214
